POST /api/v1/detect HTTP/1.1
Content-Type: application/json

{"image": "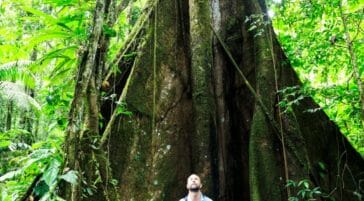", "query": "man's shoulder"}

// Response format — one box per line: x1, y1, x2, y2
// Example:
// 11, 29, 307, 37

178, 198, 185, 201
